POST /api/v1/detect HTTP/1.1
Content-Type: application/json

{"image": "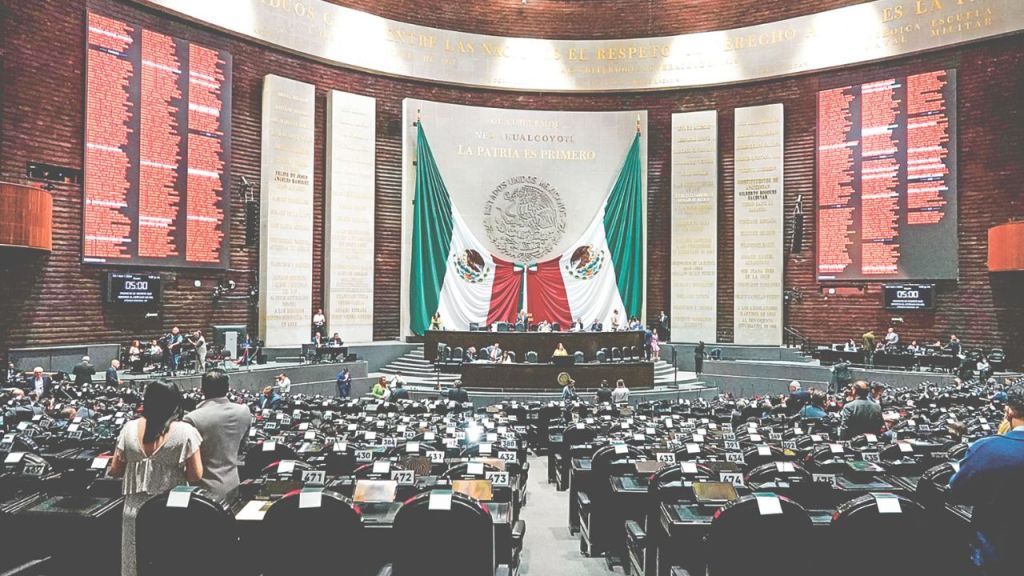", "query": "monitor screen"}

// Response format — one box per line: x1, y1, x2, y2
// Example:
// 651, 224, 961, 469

83, 12, 232, 269
106, 272, 161, 305
816, 70, 957, 281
